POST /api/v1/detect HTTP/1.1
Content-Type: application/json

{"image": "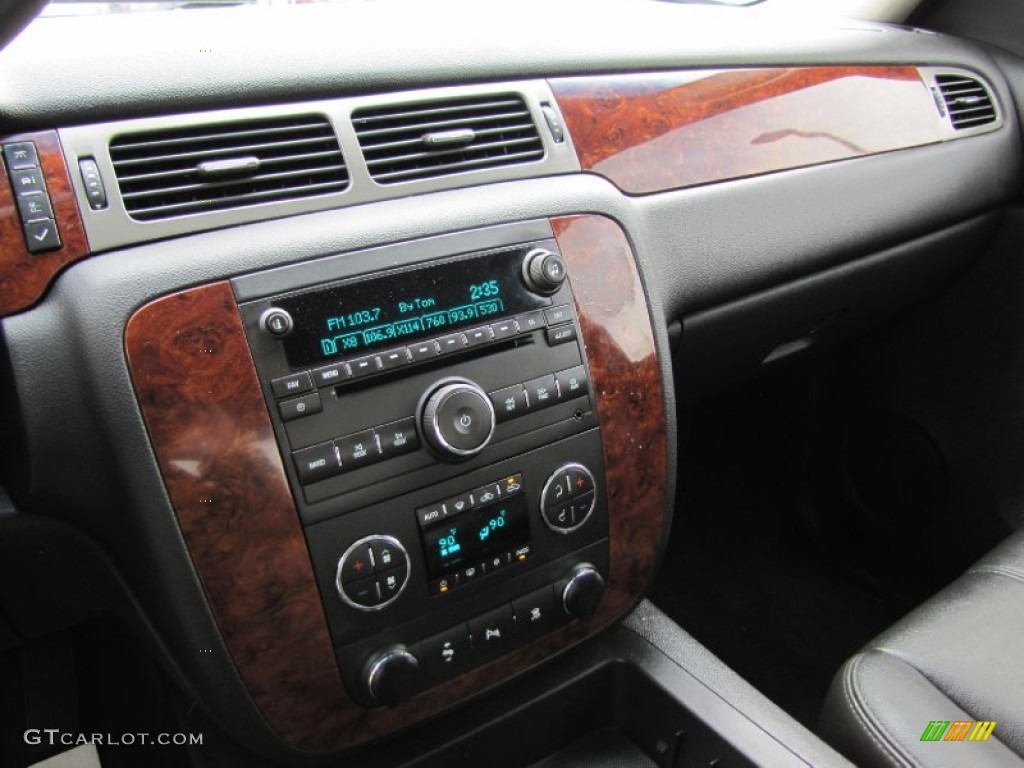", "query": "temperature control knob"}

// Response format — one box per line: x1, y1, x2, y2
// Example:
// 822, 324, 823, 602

562, 563, 606, 621
420, 379, 496, 460
363, 646, 421, 707
522, 247, 568, 295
